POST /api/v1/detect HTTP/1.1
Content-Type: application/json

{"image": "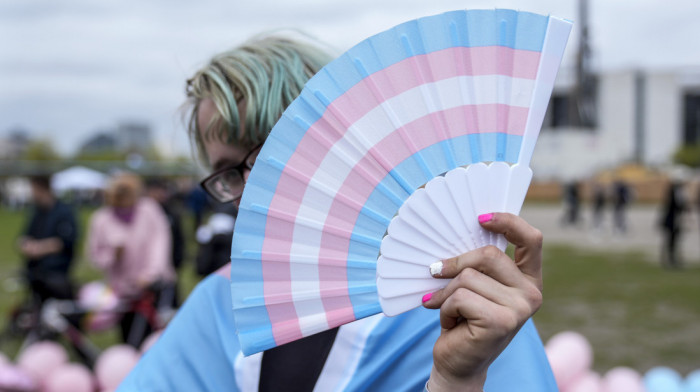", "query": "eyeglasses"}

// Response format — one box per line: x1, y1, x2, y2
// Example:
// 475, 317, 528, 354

200, 143, 263, 203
